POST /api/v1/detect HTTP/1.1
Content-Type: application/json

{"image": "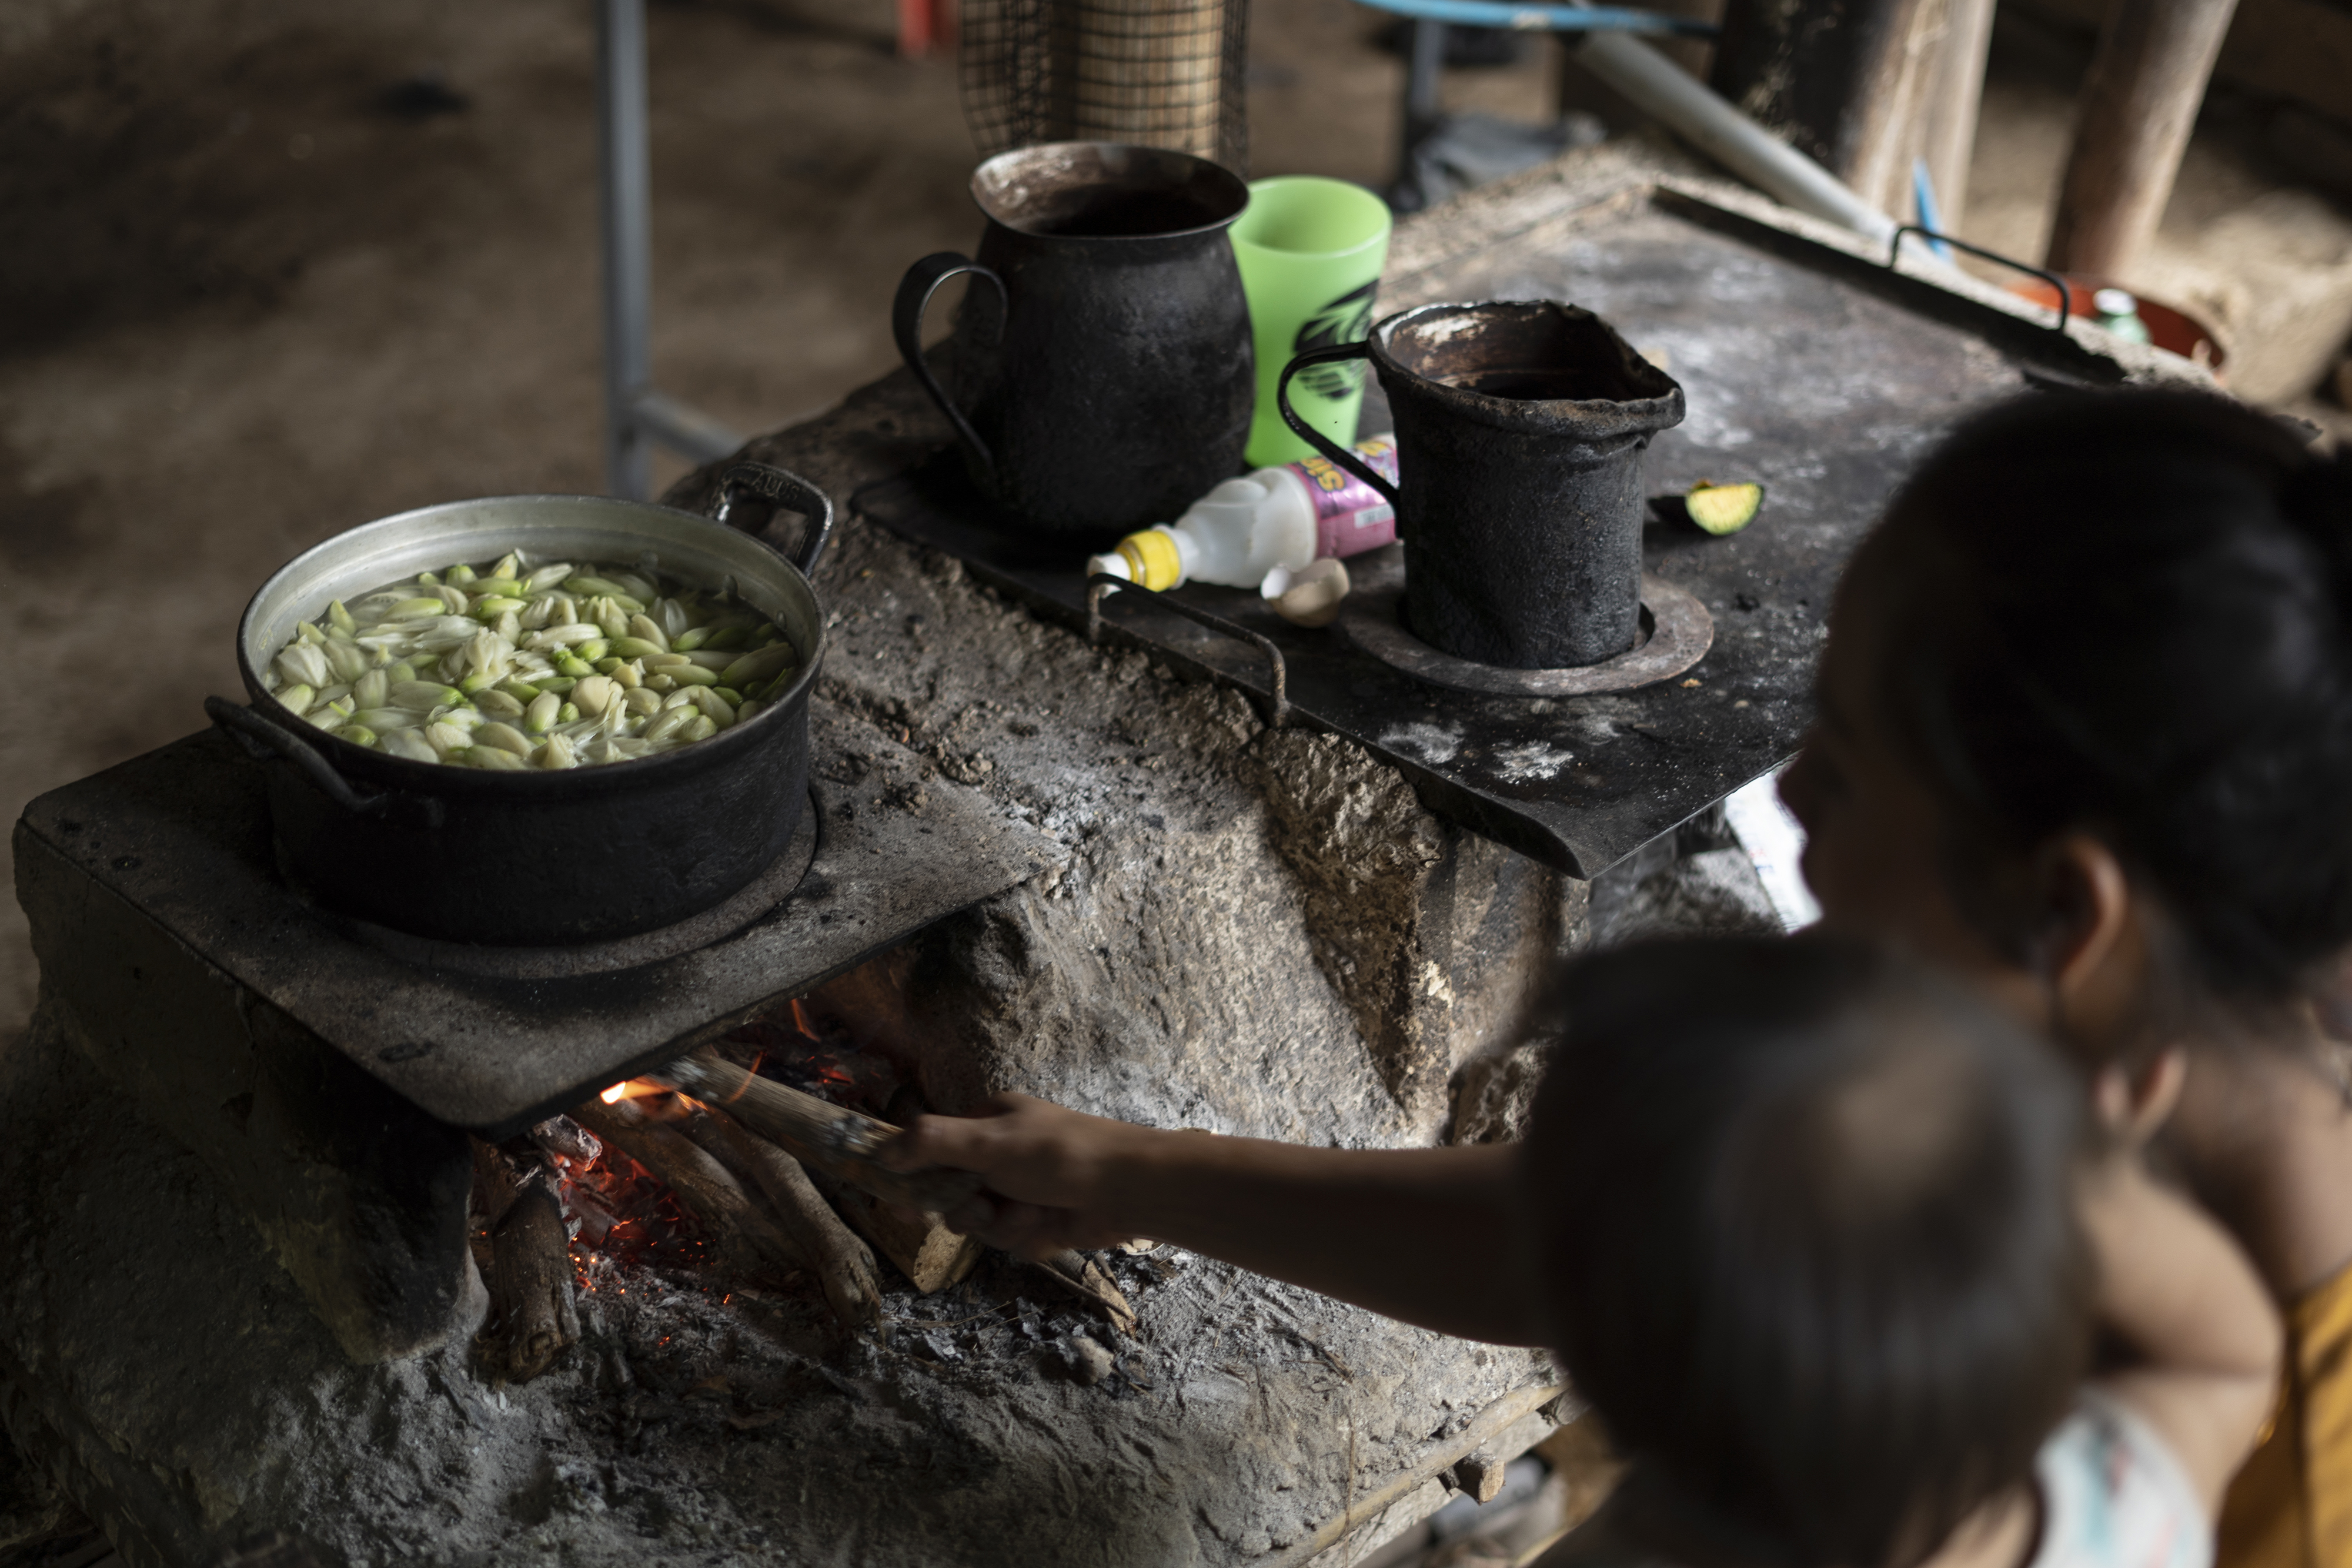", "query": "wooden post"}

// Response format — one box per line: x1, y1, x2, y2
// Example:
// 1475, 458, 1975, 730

1919, 0, 1994, 231
2043, 0, 2240, 278
1709, 0, 1939, 212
